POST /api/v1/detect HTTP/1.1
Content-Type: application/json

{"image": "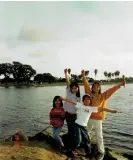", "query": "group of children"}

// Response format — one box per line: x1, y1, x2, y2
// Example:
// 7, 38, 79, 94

50, 69, 126, 160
